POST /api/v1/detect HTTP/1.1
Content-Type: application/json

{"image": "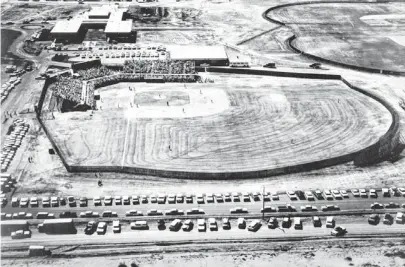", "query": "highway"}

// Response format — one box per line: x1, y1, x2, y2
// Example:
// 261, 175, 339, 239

2, 193, 405, 220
